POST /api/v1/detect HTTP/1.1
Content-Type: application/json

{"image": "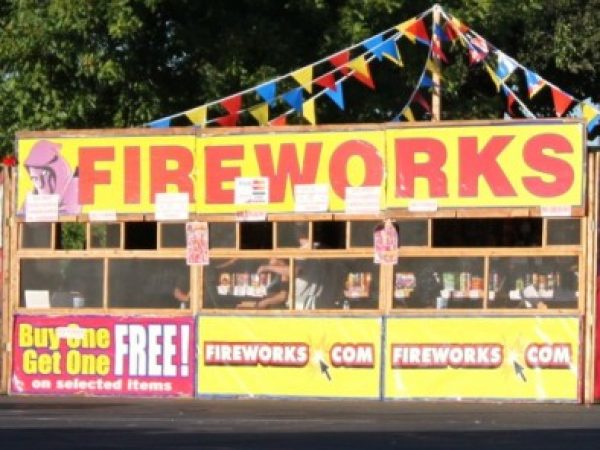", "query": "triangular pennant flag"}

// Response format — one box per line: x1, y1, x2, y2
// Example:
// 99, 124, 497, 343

420, 75, 434, 88
426, 59, 442, 79
363, 34, 386, 60
329, 51, 351, 75
291, 66, 314, 93
502, 85, 516, 113
257, 82, 277, 106
323, 81, 345, 110
282, 87, 305, 112
270, 115, 287, 126
148, 117, 171, 128
413, 91, 431, 113
220, 94, 242, 115
186, 106, 207, 127
215, 113, 238, 127
444, 17, 469, 41
302, 98, 316, 125
431, 38, 448, 63
435, 24, 449, 42
380, 39, 403, 66
525, 69, 546, 98
404, 17, 430, 45
551, 86, 573, 117
484, 64, 501, 92
397, 19, 417, 44
402, 107, 415, 122
347, 56, 375, 89
249, 103, 269, 125
582, 103, 600, 133
467, 36, 489, 65
496, 52, 518, 81
314, 73, 337, 91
